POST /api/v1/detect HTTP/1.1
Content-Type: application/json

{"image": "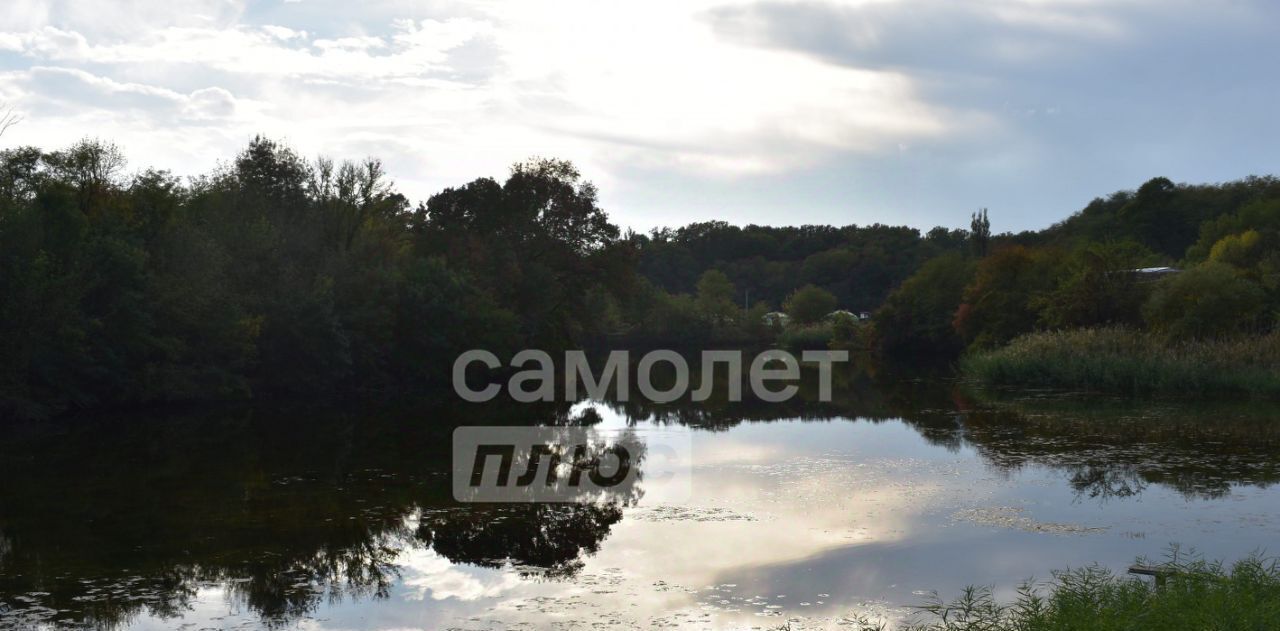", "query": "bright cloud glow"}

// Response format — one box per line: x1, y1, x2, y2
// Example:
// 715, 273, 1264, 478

1, 0, 1277, 231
